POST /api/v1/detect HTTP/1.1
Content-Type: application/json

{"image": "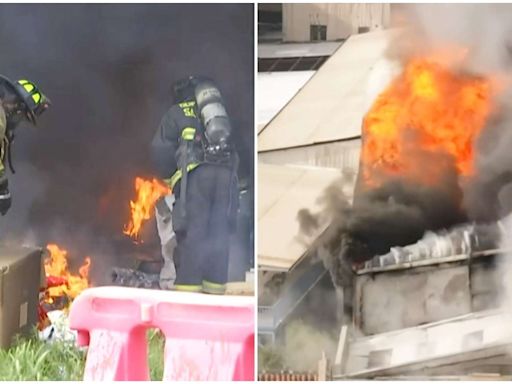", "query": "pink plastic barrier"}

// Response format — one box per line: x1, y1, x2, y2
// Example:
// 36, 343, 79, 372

69, 286, 254, 381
